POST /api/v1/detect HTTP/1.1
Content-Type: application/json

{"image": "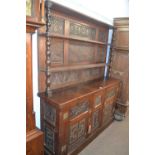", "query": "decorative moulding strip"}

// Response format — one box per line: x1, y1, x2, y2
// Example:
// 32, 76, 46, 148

40, 63, 106, 72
